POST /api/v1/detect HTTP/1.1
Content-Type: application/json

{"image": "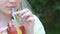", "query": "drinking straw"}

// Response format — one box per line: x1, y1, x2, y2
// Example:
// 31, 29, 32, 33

12, 8, 22, 34
12, 8, 16, 21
